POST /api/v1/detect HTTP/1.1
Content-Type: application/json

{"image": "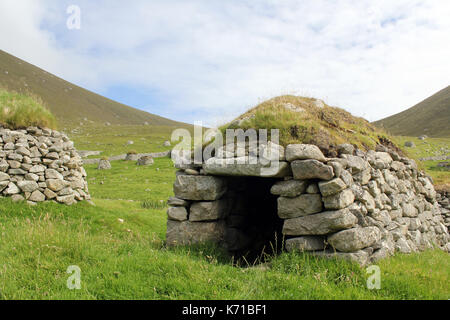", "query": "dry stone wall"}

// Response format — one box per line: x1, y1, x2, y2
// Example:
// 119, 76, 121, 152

167, 142, 450, 265
0, 126, 90, 205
